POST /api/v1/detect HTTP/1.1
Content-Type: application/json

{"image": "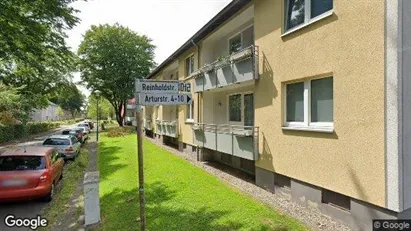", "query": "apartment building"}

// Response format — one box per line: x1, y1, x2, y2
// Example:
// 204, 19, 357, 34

136, 0, 411, 230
